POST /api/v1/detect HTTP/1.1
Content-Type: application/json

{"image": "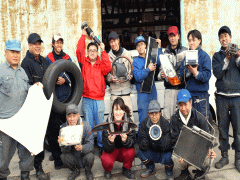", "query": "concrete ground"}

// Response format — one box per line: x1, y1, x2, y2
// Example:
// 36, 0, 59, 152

7, 124, 240, 180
